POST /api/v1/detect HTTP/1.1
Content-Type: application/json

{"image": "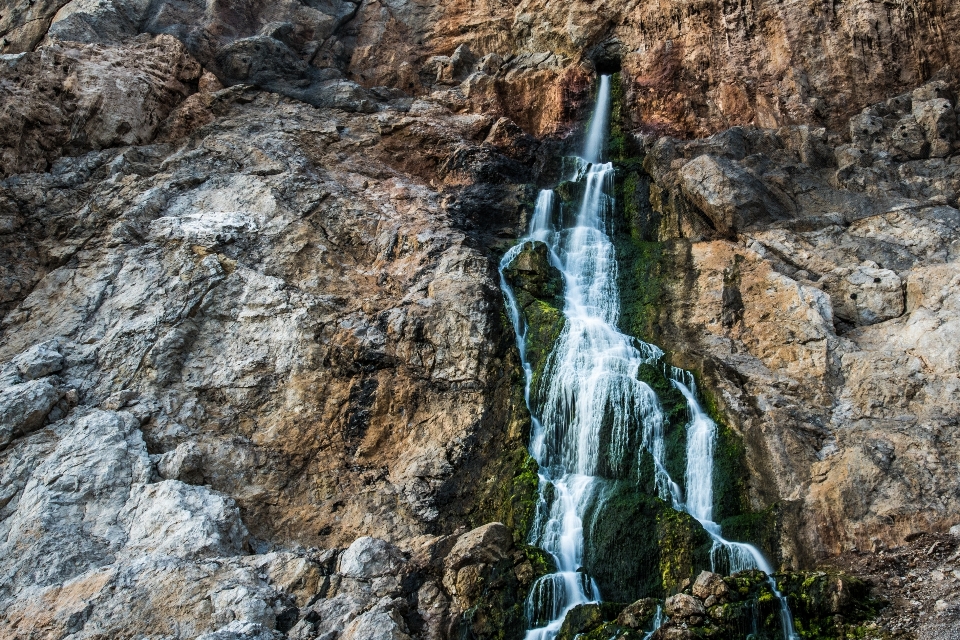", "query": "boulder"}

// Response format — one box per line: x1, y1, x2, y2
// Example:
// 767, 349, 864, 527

692, 570, 730, 601
443, 522, 512, 574
119, 479, 249, 560
617, 597, 659, 629
889, 116, 929, 160
664, 593, 706, 620
556, 603, 605, 640
339, 537, 405, 579
832, 266, 904, 326
12, 340, 64, 380
340, 608, 412, 640
913, 98, 956, 157
679, 154, 786, 235
0, 379, 58, 449
502, 240, 563, 304
156, 441, 205, 484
